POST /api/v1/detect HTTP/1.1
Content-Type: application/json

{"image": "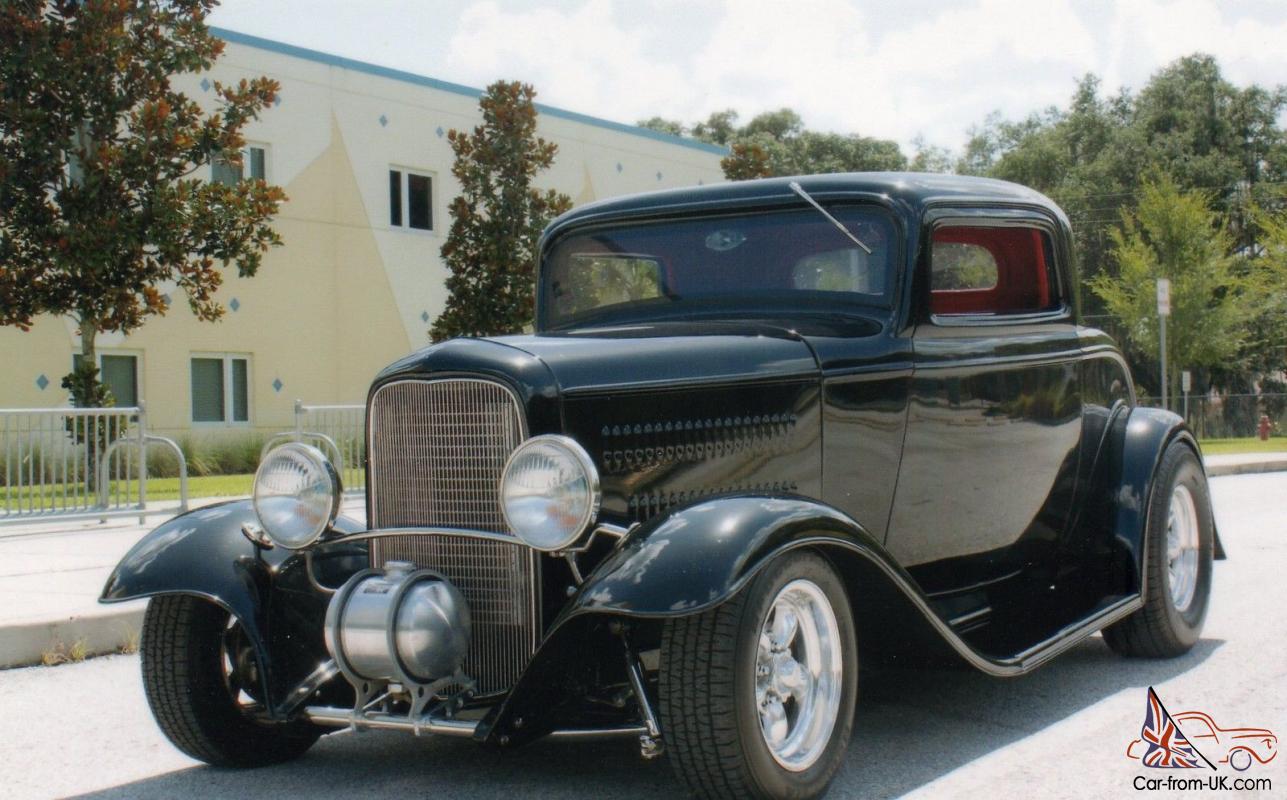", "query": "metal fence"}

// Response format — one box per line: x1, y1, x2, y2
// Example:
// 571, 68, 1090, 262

1141, 393, 1286, 440
0, 404, 187, 527
262, 400, 365, 494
